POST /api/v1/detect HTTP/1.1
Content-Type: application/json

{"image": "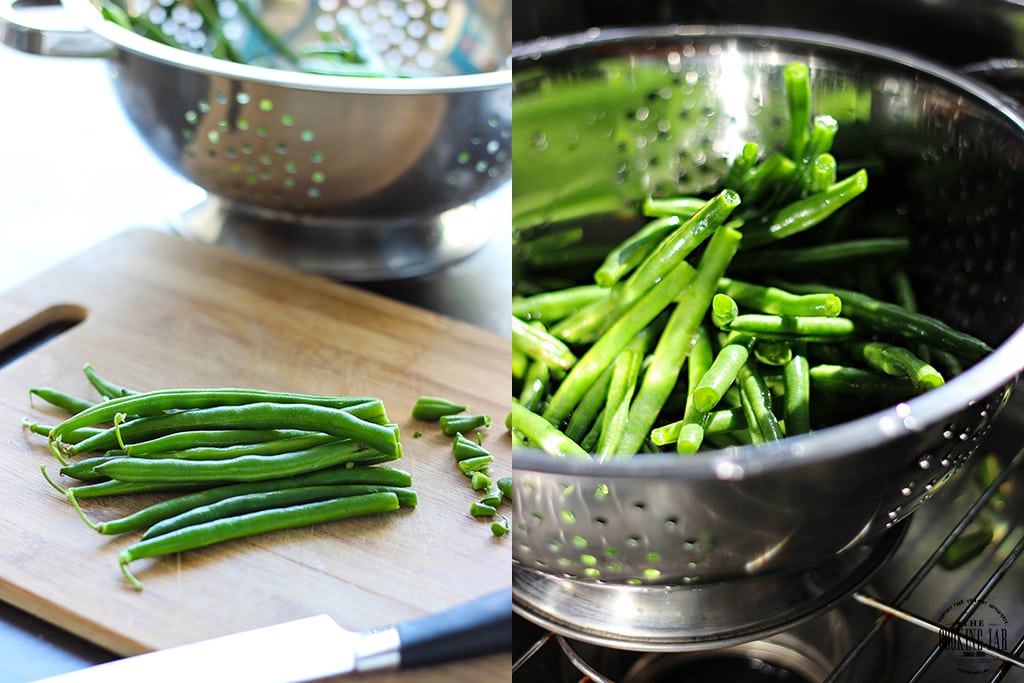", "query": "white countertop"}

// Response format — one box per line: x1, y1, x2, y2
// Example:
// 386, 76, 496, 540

0, 41, 205, 291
